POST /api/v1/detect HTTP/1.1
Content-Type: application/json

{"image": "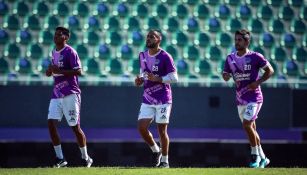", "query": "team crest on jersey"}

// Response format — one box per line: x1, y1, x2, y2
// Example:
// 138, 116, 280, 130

59, 55, 64, 61
155, 59, 160, 65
